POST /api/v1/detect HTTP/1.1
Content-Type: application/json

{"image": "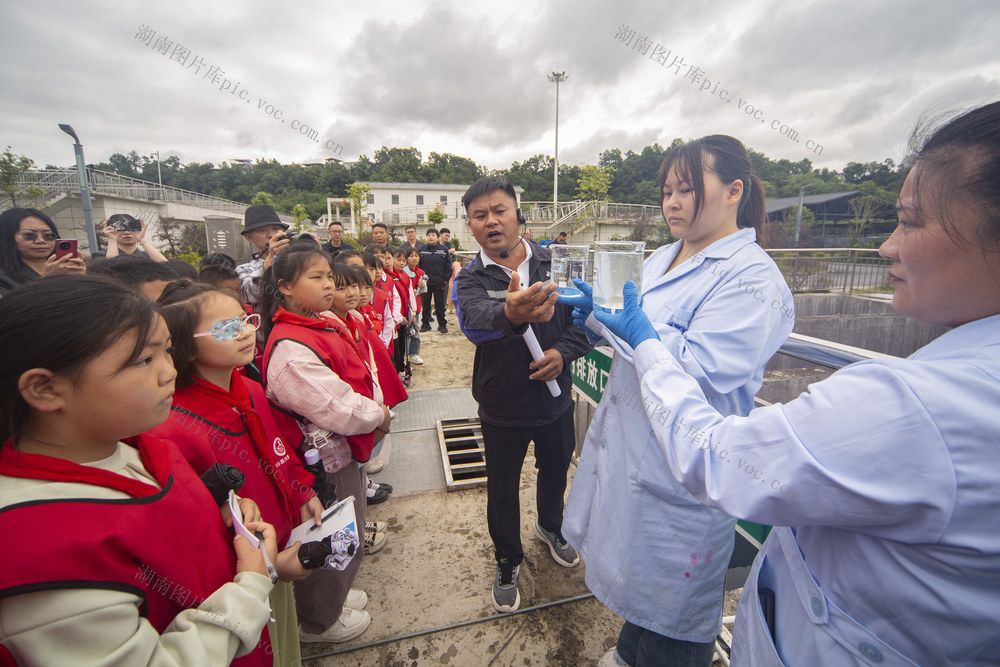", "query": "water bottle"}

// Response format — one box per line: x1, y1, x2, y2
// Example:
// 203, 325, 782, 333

303, 448, 337, 509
